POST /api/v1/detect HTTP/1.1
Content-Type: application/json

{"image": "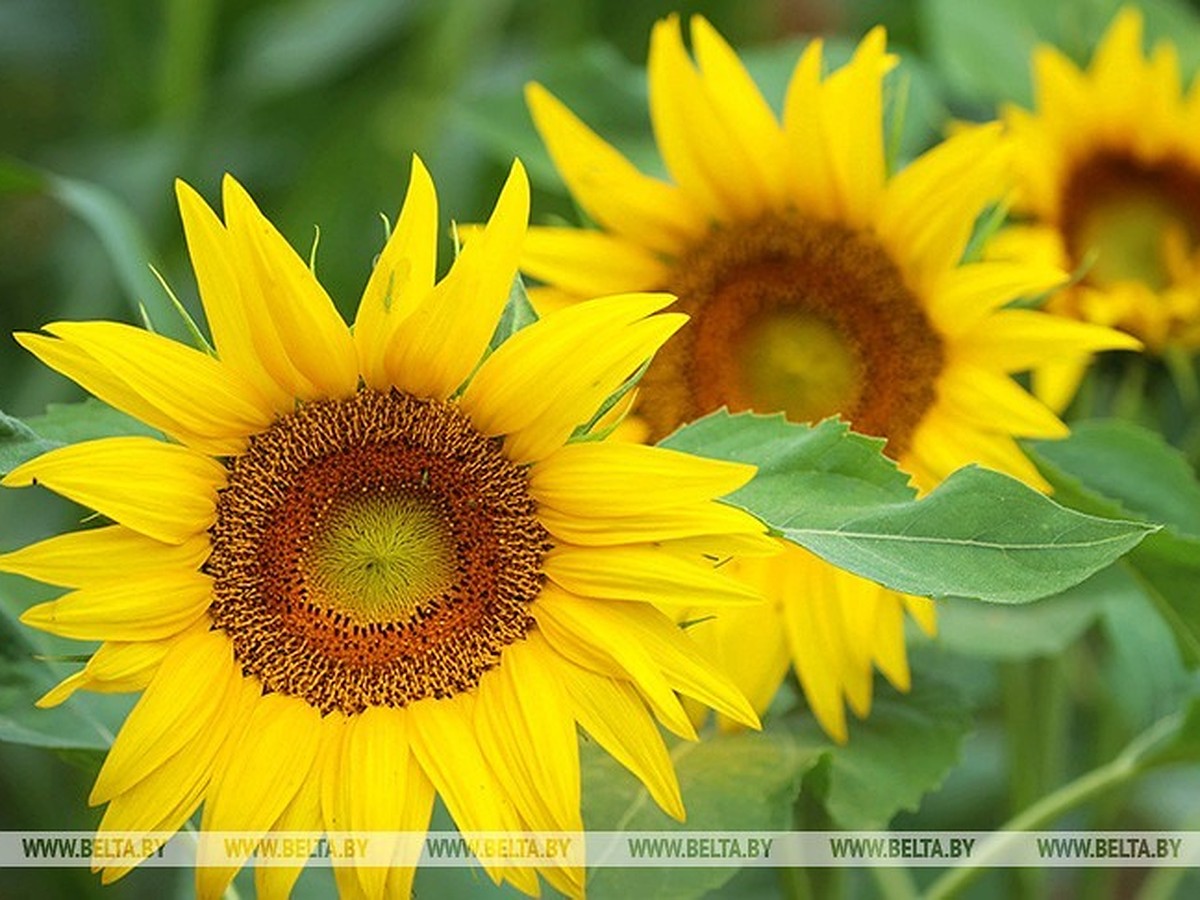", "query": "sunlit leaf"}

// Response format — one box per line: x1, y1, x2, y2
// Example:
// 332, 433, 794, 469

662, 411, 1155, 603
582, 728, 821, 900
